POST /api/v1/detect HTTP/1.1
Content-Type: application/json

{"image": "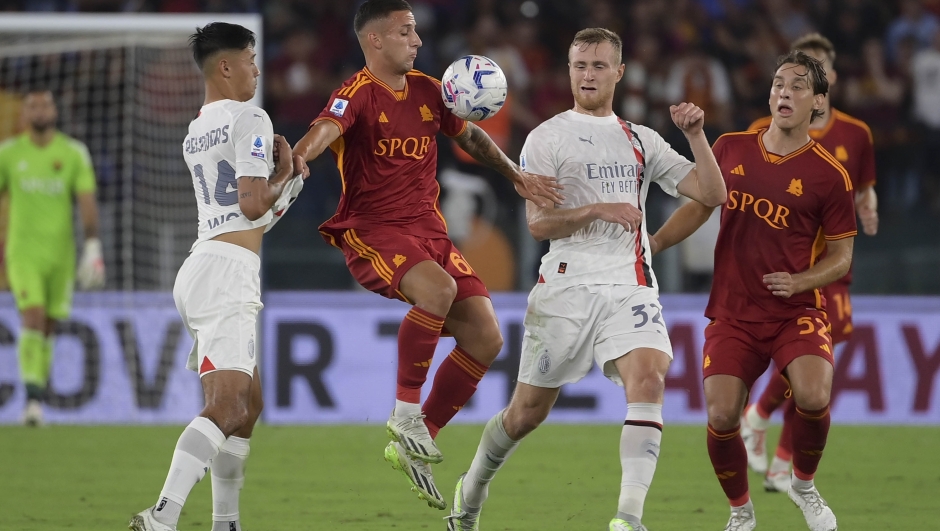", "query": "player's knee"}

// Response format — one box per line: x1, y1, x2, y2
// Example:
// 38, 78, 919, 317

504, 401, 549, 439
629, 370, 666, 402
706, 405, 741, 431
21, 308, 46, 331
793, 386, 830, 412
437, 276, 458, 307
204, 402, 250, 437
477, 327, 504, 365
